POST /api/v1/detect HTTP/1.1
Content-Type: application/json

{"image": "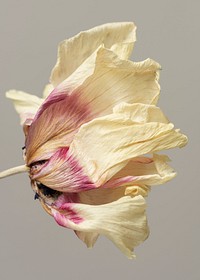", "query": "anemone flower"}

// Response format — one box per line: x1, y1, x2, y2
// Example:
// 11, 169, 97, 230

0, 22, 188, 259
